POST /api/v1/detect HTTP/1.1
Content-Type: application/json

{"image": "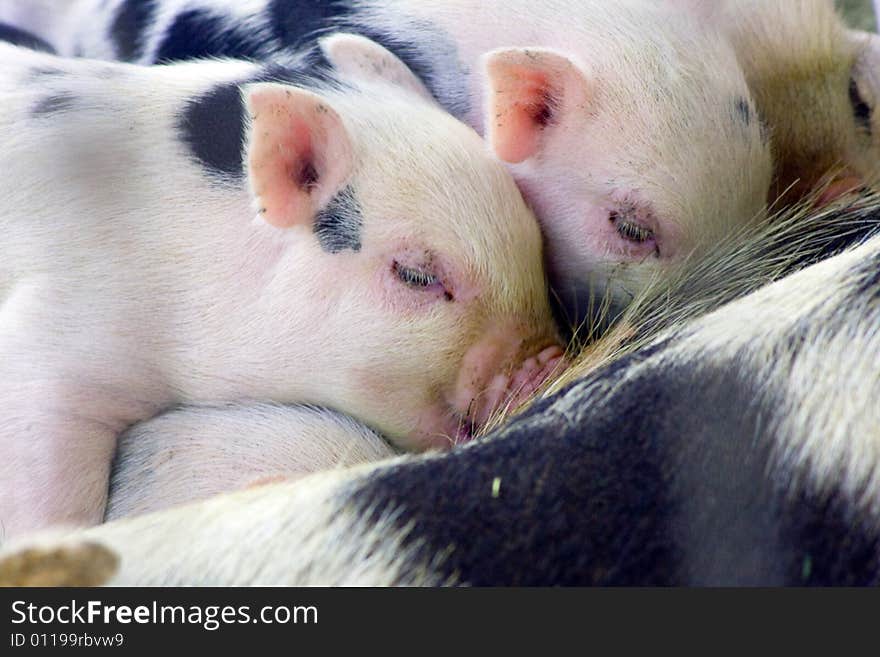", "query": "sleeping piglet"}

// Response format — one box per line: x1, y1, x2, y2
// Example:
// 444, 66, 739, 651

0, 37, 562, 538
0, 0, 775, 324
669, 0, 880, 207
